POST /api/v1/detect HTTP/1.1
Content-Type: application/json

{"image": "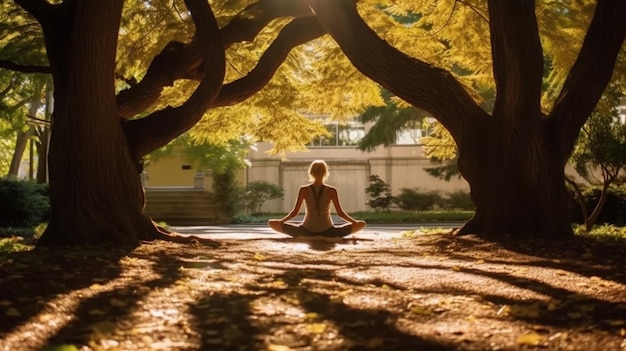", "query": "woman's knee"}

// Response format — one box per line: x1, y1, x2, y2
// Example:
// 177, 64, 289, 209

351, 220, 366, 233
268, 219, 282, 232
